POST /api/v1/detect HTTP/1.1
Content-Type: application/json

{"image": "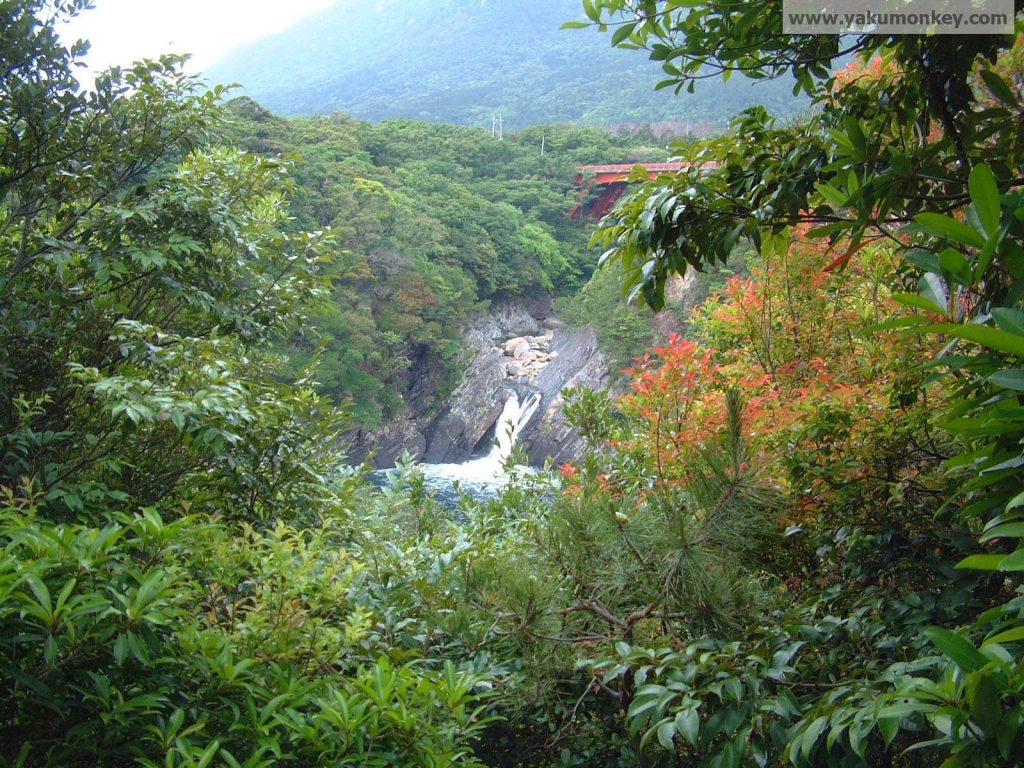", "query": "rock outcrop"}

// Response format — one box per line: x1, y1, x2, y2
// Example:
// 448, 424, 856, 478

500, 332, 557, 378
519, 326, 607, 465
351, 298, 608, 468
421, 349, 513, 463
